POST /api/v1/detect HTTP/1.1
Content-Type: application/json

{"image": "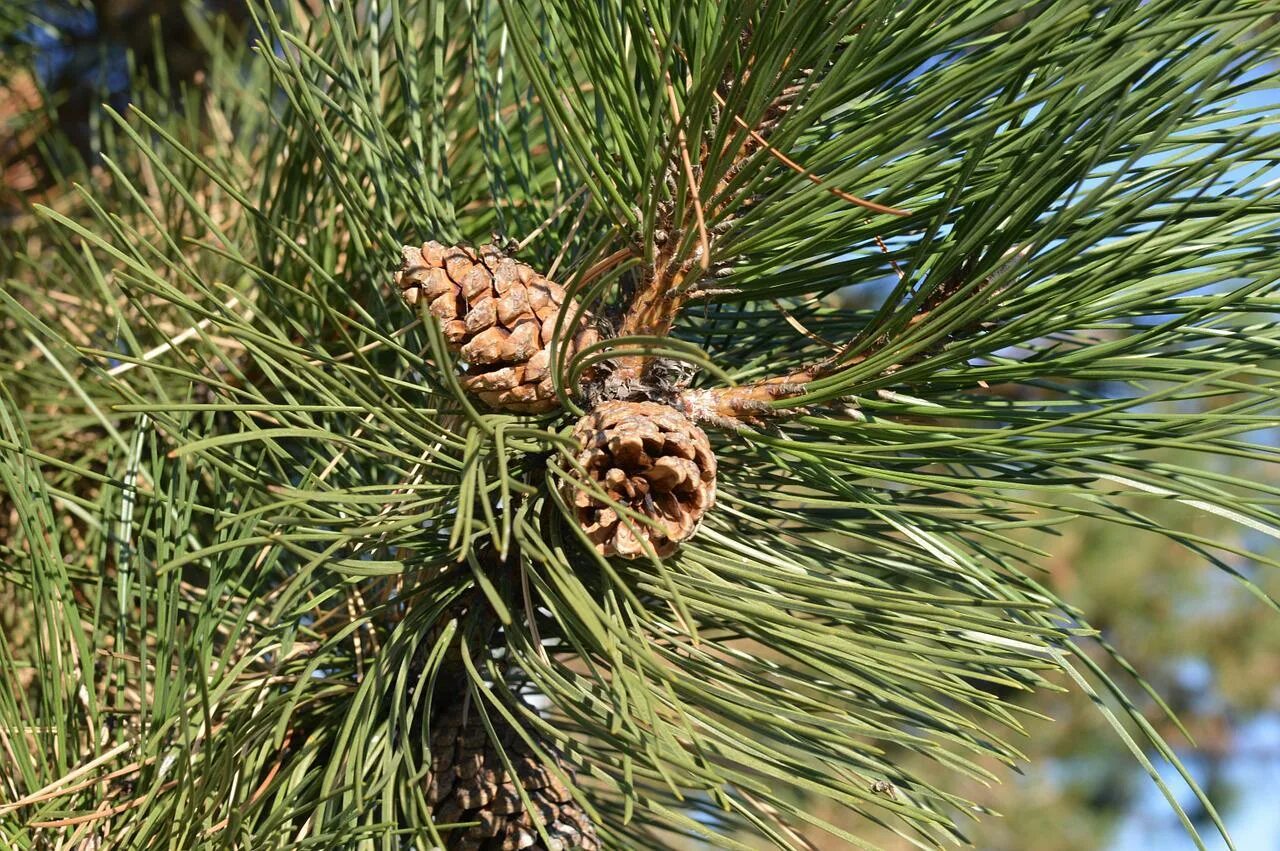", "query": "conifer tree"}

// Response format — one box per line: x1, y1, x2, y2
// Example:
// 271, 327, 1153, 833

2, 2, 1279, 848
